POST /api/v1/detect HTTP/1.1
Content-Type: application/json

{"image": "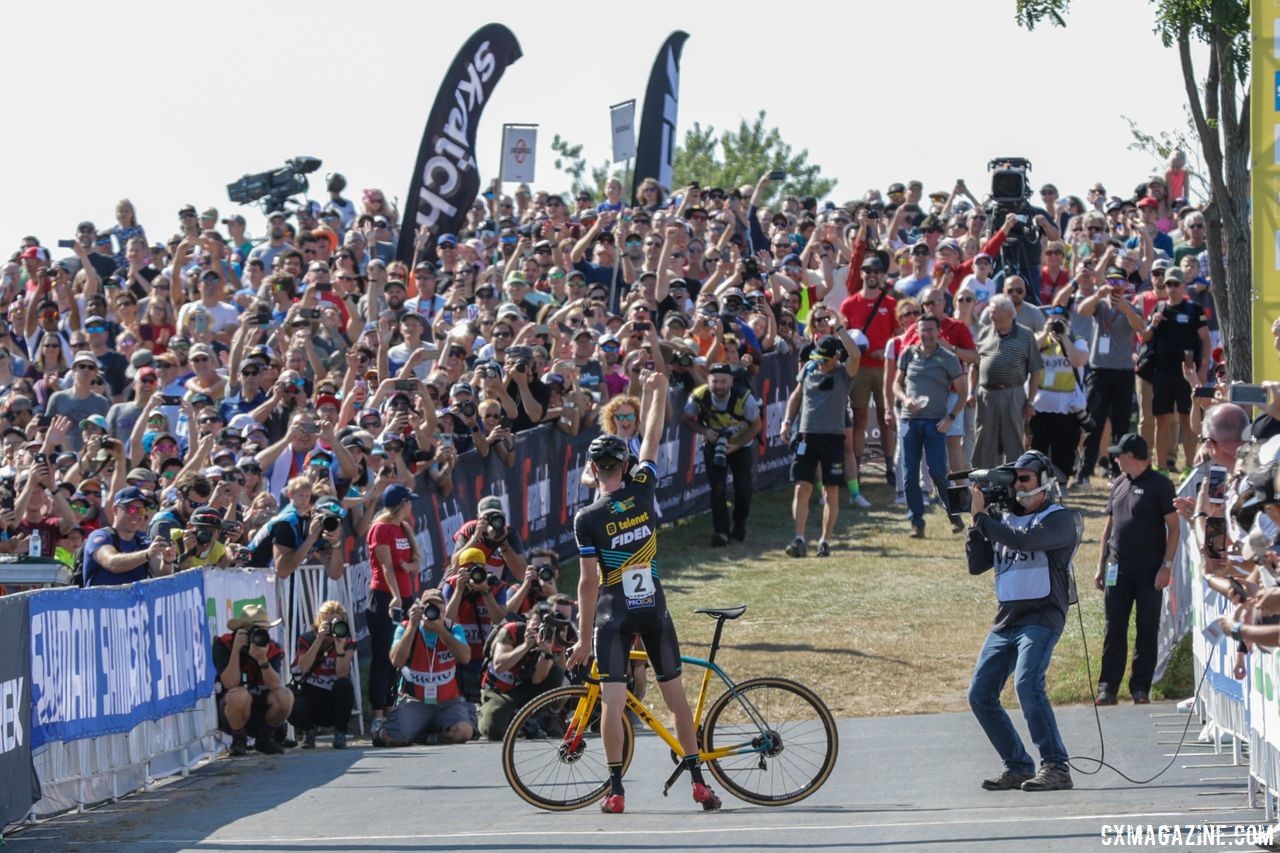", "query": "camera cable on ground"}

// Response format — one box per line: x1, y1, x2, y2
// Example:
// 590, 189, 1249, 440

1065, 597, 1211, 784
